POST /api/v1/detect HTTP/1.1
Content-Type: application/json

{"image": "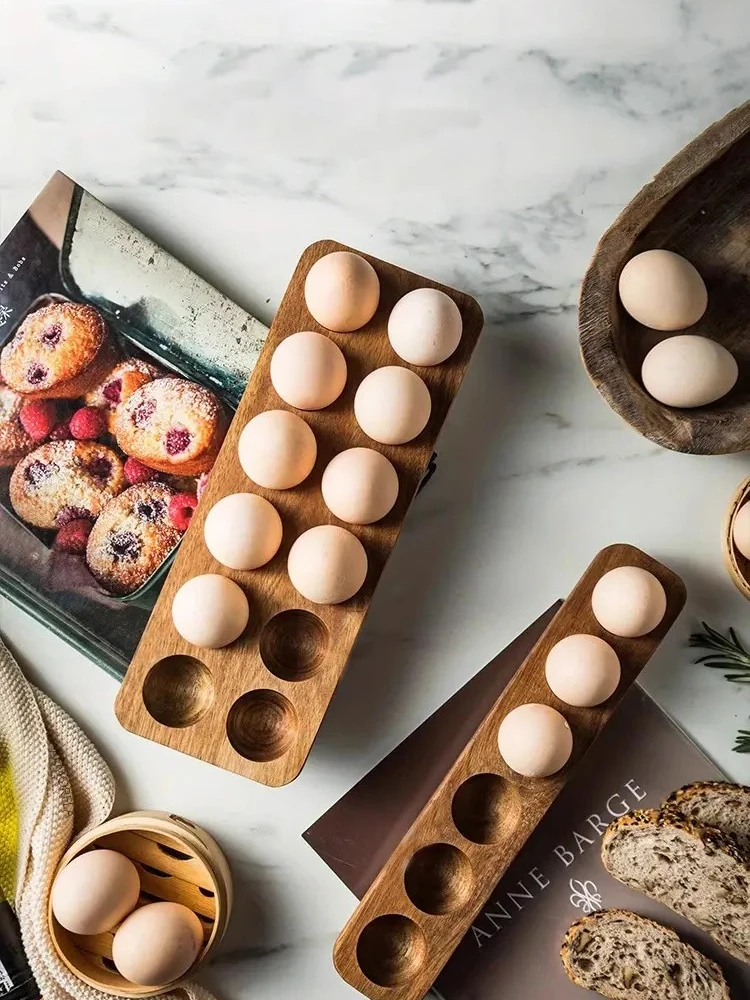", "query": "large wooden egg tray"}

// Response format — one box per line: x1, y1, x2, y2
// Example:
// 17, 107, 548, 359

115, 240, 484, 786
49, 811, 232, 998
579, 100, 750, 455
333, 544, 686, 1000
